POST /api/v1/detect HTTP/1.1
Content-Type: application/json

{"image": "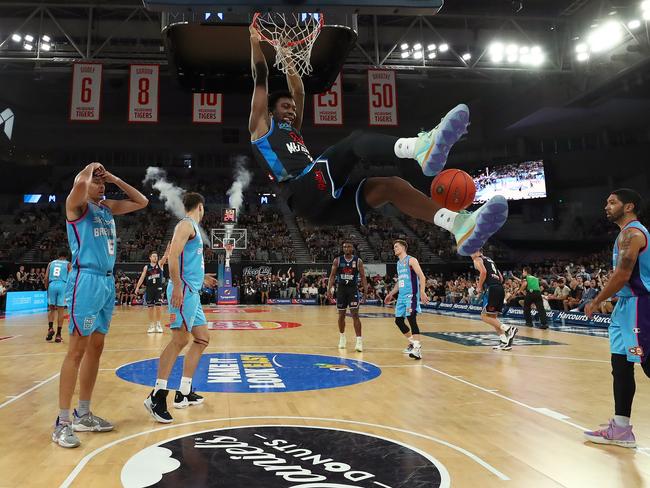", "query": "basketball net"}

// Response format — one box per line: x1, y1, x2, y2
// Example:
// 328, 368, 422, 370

253, 12, 324, 77
224, 243, 234, 269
